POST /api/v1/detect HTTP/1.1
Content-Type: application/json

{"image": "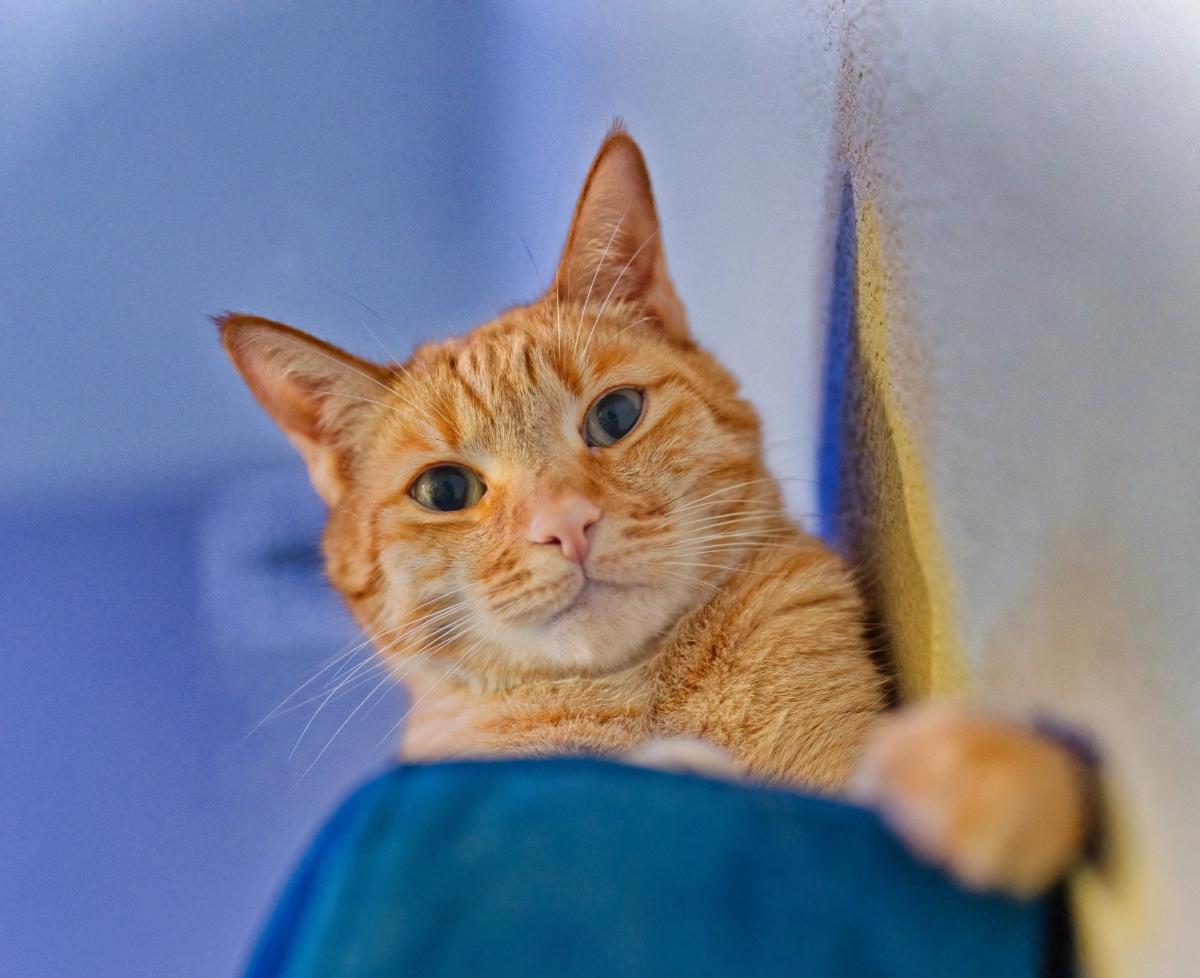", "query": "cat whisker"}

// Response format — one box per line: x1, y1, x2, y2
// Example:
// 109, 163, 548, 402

322, 617, 446, 691
252, 634, 367, 711
518, 233, 542, 284
672, 523, 785, 539
664, 478, 780, 516
660, 559, 787, 579
289, 640, 405, 760
664, 531, 796, 552
287, 603, 475, 759
676, 524, 796, 540
672, 532, 796, 550
292, 387, 416, 425
366, 591, 520, 755
368, 633, 492, 755
573, 207, 629, 358
672, 504, 782, 521
322, 597, 473, 689
655, 568, 734, 600
365, 612, 487, 699
580, 226, 660, 362
667, 540, 796, 554
301, 616, 476, 729
667, 538, 798, 557
274, 332, 453, 432
290, 615, 479, 772
314, 625, 462, 708
669, 510, 786, 533
322, 644, 382, 689
357, 671, 403, 725
275, 619, 458, 724
606, 315, 656, 344
330, 287, 408, 367
246, 596, 458, 737
265, 661, 395, 722
298, 670, 399, 781
666, 475, 824, 517
660, 544, 794, 566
